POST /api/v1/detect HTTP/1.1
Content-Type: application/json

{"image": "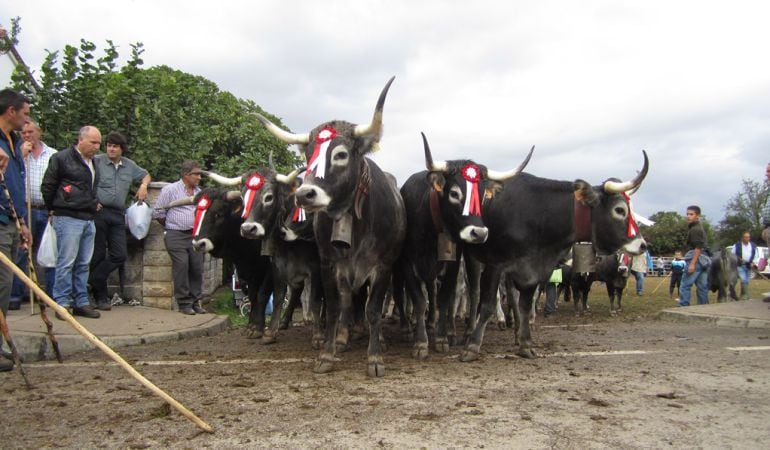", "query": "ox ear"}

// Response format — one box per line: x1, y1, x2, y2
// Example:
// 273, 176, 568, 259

427, 172, 446, 193
573, 180, 599, 207
484, 180, 504, 200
